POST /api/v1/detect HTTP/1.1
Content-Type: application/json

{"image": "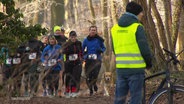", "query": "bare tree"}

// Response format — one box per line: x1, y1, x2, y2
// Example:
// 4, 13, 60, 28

172, 0, 182, 49
140, 0, 165, 70
51, 0, 65, 29
163, 0, 173, 51
88, 0, 96, 25
151, 0, 167, 49
110, 0, 118, 24
31, 2, 39, 25
177, 2, 184, 70
74, 0, 79, 24
101, 0, 111, 72
64, 0, 76, 30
